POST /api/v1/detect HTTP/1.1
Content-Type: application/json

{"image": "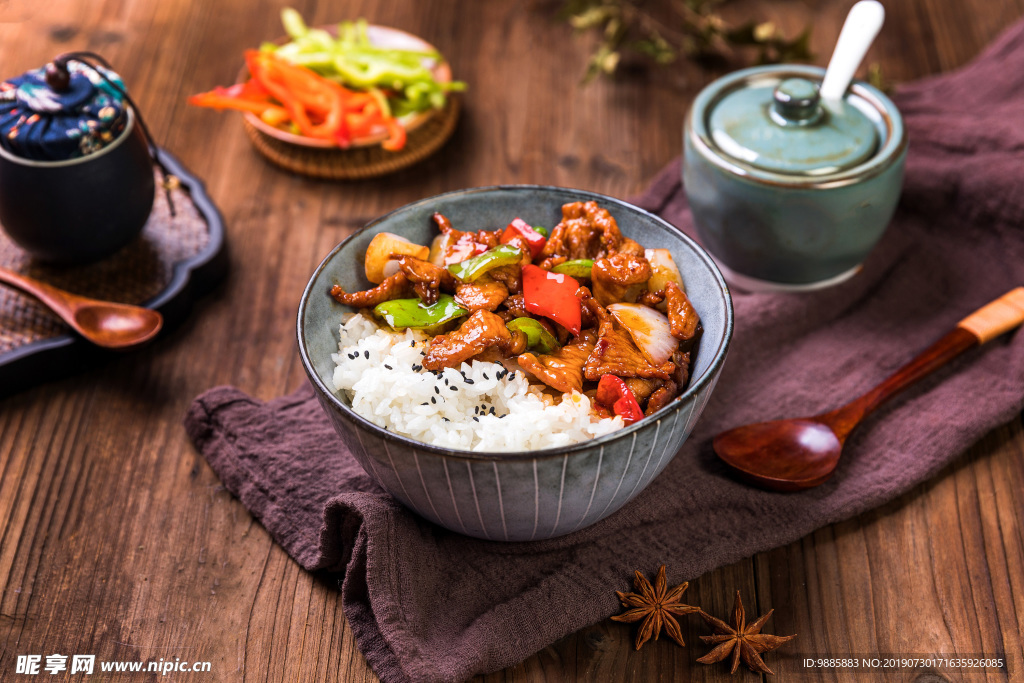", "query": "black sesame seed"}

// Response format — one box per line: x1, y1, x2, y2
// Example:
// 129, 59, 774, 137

364, 350, 369, 359
489, 407, 496, 415
444, 378, 449, 385
508, 372, 516, 381
431, 397, 437, 404
384, 364, 393, 370
472, 417, 479, 422
421, 402, 428, 406
464, 378, 475, 385
412, 364, 422, 371
443, 417, 450, 422
434, 386, 440, 395
482, 372, 489, 380
450, 386, 458, 391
